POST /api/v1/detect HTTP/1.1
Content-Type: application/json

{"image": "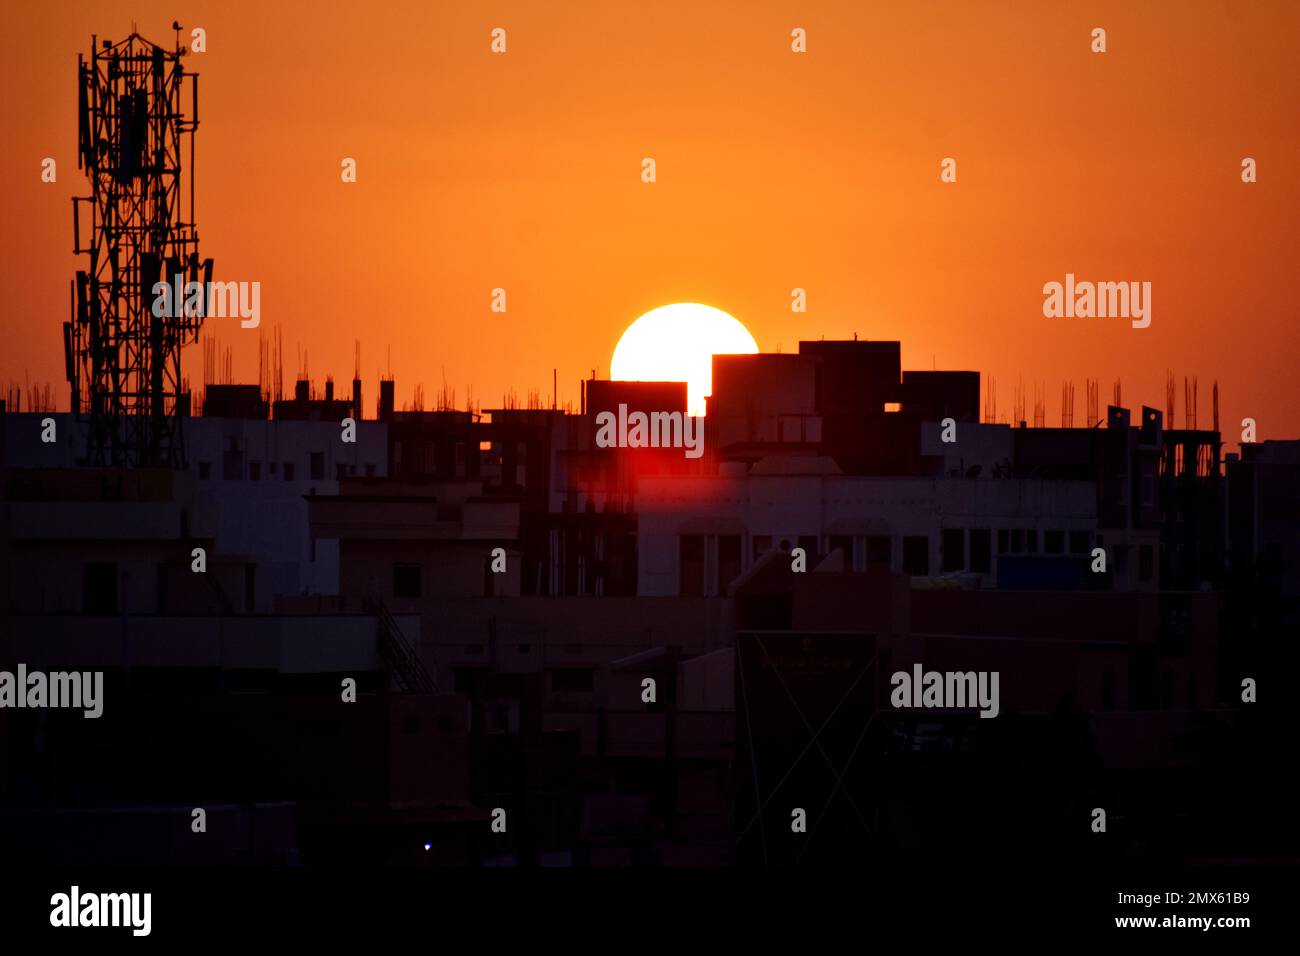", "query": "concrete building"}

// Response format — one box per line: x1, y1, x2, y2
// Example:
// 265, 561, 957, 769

0, 340, 1272, 869
637, 461, 1100, 595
